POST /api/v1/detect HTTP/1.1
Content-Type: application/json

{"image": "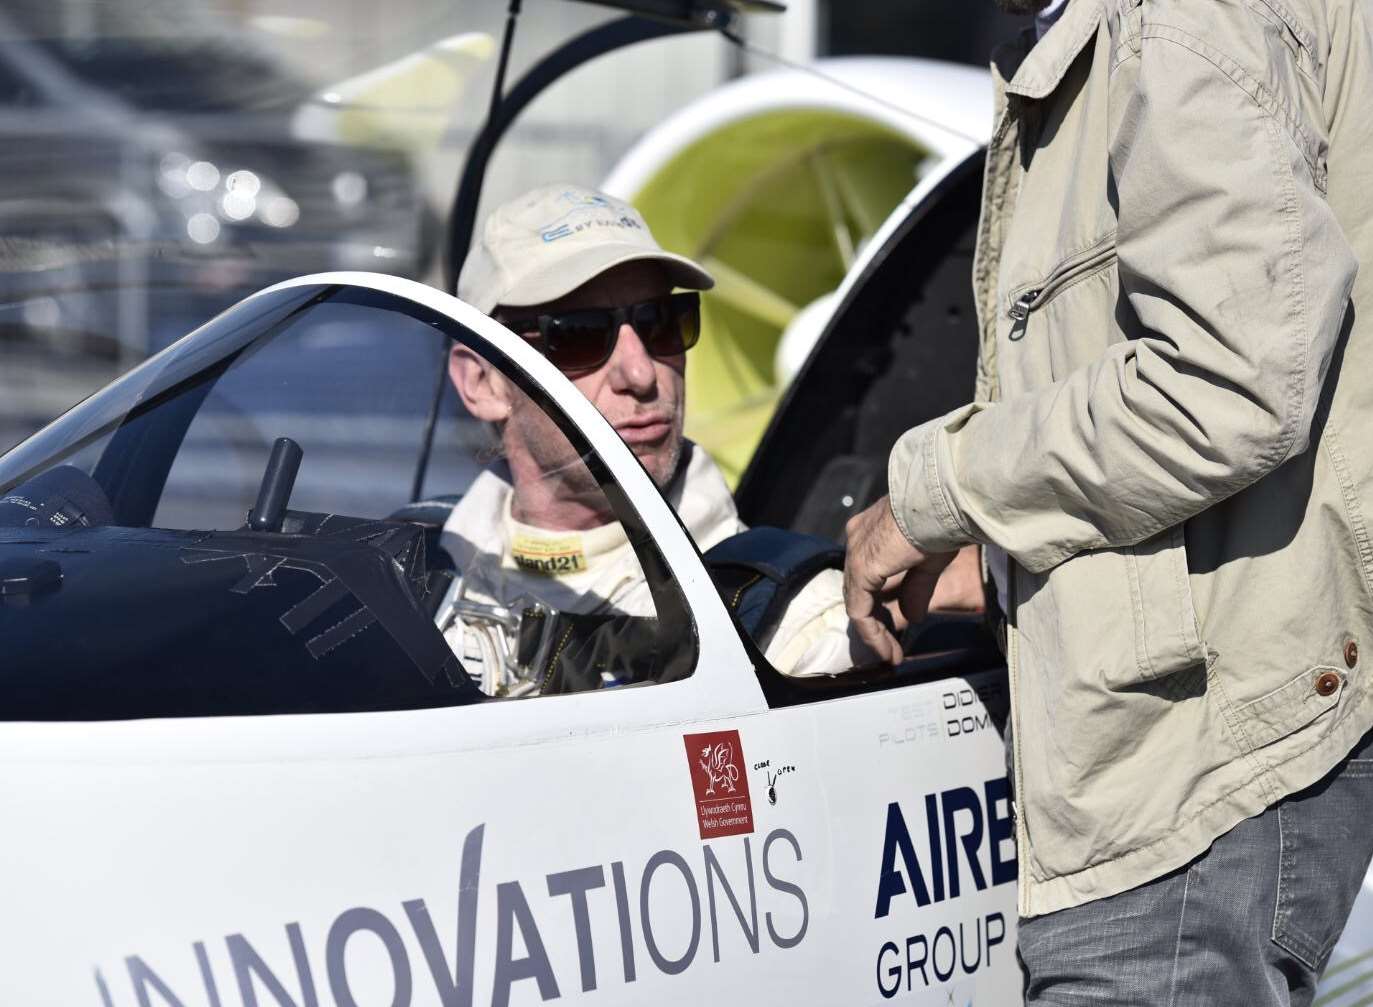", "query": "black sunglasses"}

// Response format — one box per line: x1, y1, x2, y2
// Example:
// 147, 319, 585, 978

503, 291, 701, 374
